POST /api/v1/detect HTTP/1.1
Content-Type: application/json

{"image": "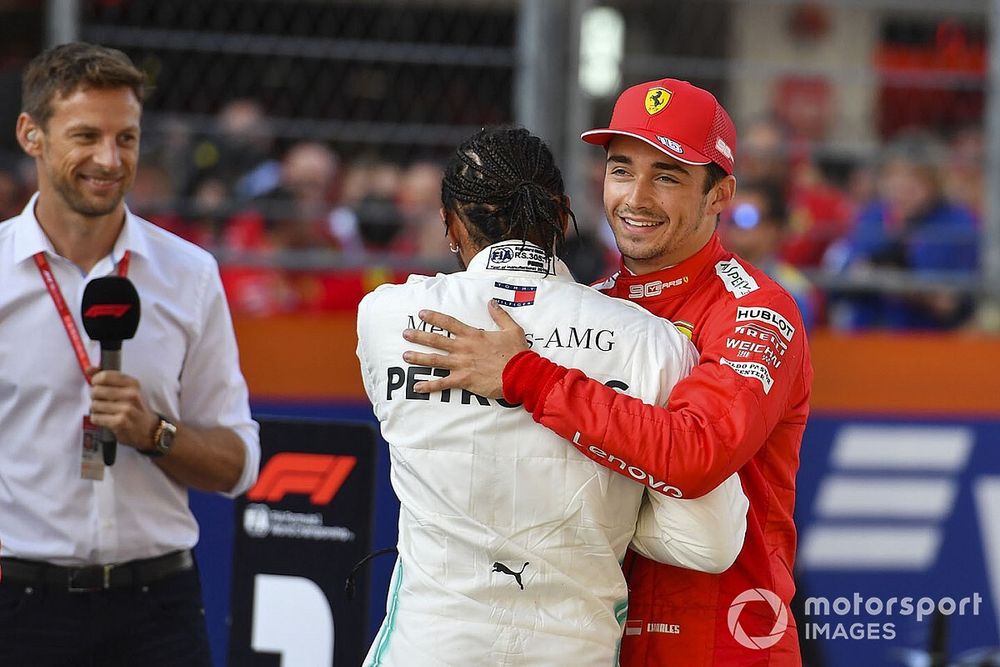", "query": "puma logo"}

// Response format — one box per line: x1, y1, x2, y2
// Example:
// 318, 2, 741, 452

492, 561, 529, 590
